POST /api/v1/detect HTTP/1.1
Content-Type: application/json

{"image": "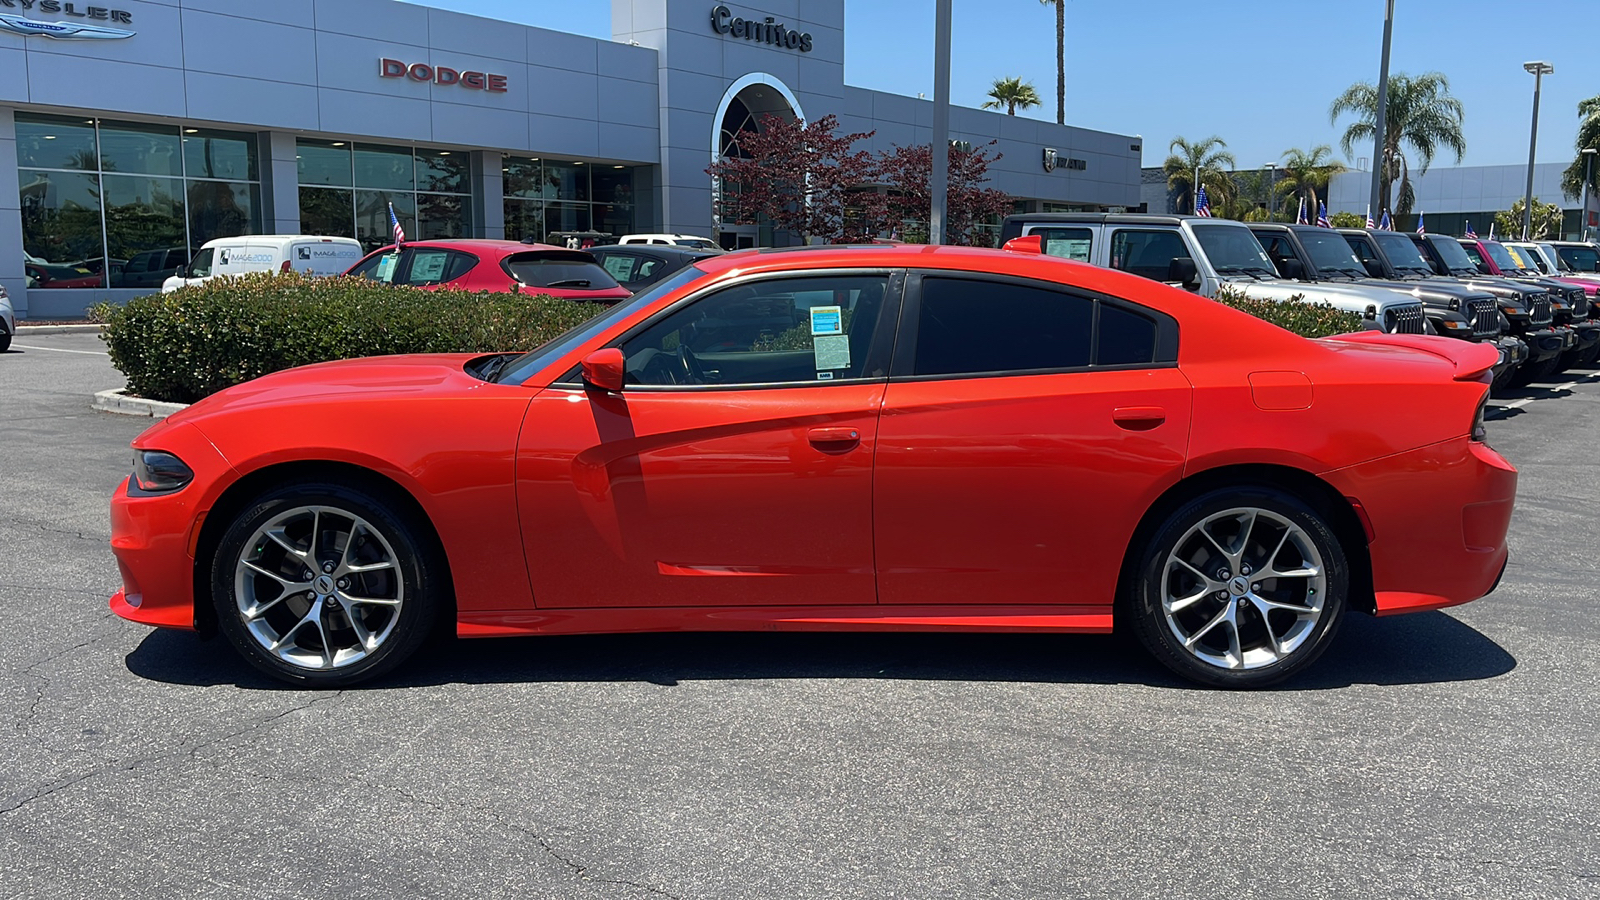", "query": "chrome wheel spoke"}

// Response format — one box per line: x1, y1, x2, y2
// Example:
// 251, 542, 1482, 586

1184, 605, 1231, 649
270, 603, 319, 652
341, 593, 400, 607
1266, 563, 1321, 579
348, 610, 376, 652
265, 528, 306, 558
339, 560, 396, 575
1167, 587, 1210, 614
